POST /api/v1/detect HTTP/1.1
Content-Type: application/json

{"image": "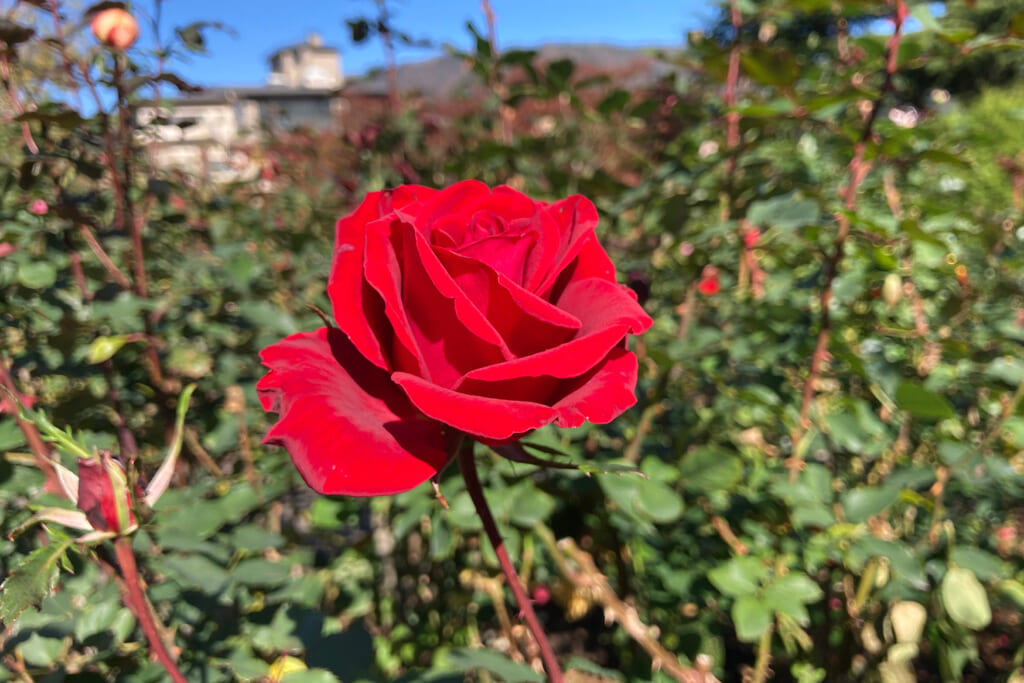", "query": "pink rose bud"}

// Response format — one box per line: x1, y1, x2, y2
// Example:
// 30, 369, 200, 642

0, 242, 15, 259
29, 199, 48, 215
77, 452, 136, 534
91, 8, 139, 50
